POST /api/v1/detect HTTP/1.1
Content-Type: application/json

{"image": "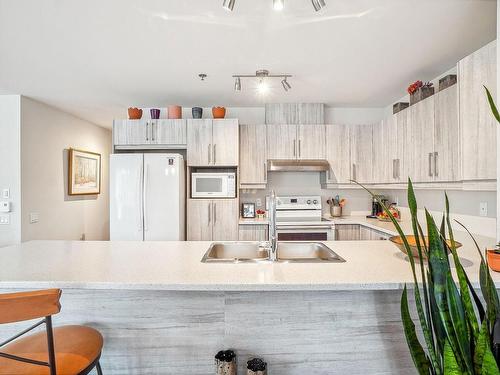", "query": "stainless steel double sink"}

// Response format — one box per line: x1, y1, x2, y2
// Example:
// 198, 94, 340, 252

201, 242, 346, 263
